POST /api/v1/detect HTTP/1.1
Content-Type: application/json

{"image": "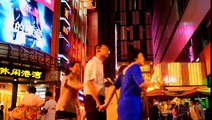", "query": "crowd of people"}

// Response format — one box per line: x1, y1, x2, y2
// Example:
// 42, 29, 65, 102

2, 43, 209, 120
147, 98, 206, 120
